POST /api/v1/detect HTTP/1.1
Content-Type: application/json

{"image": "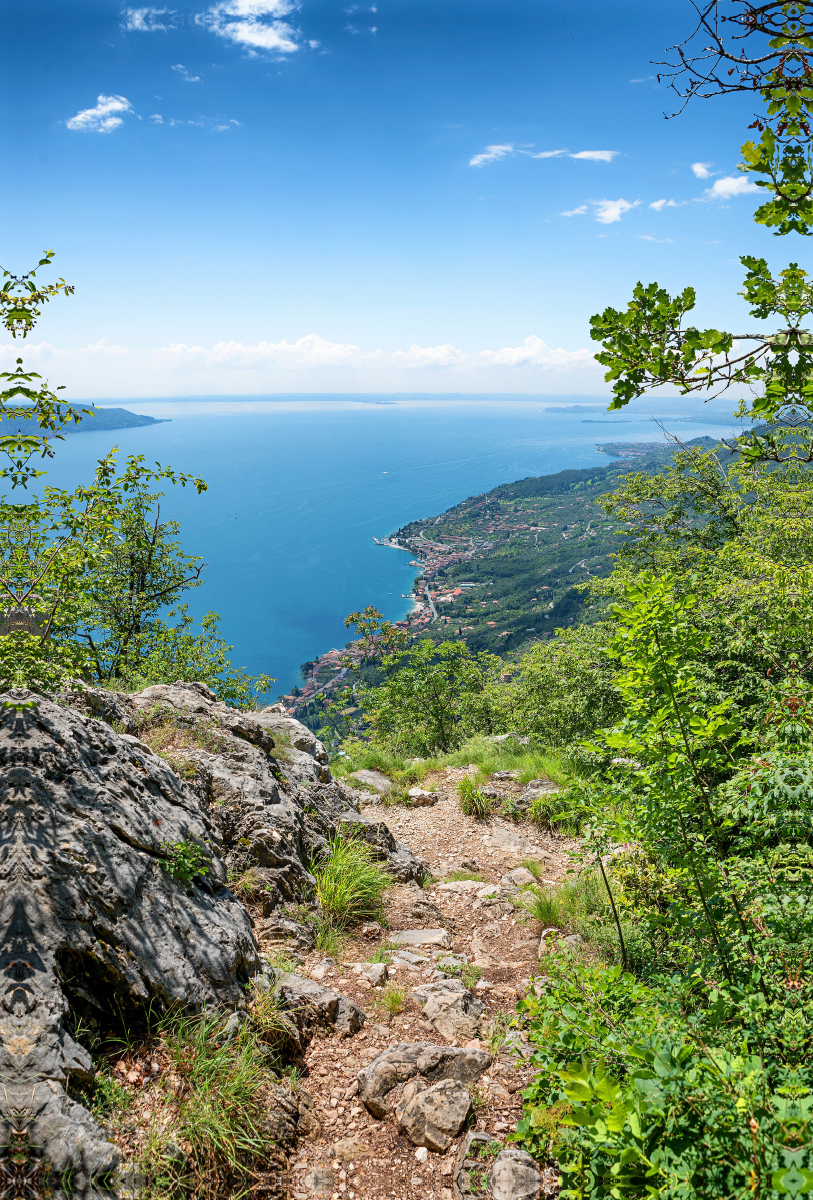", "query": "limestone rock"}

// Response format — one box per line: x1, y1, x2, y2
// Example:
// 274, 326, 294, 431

64, 680, 426, 905
470, 936, 500, 967
435, 953, 468, 972
350, 769, 392, 793
483, 822, 545, 856
502, 867, 536, 887
336, 809, 425, 884
275, 971, 366, 1036
357, 1042, 491, 1118
408, 896, 448, 926
488, 1147, 545, 1200
351, 961, 388, 986
391, 928, 452, 949
396, 1078, 472, 1152
325, 1137, 373, 1161
0, 688, 259, 1192
302, 1166, 335, 1194
410, 979, 485, 1044
407, 787, 437, 805
257, 914, 315, 950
